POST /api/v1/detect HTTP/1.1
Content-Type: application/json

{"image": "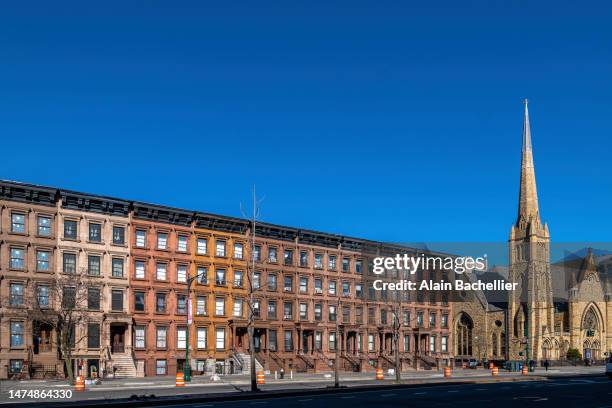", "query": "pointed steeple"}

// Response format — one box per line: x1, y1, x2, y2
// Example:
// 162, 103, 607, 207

517, 99, 540, 225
